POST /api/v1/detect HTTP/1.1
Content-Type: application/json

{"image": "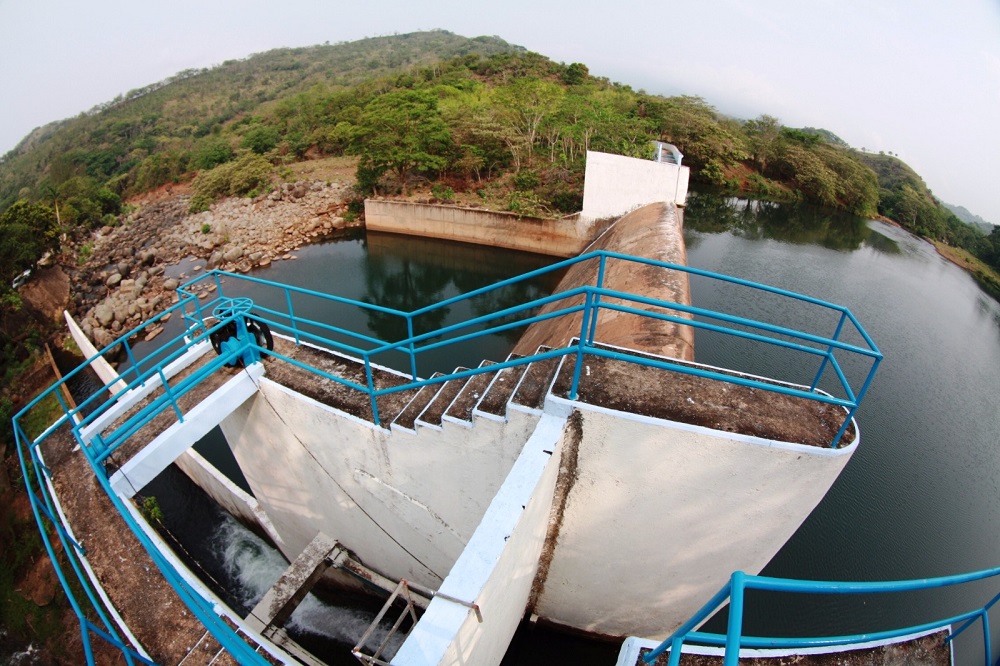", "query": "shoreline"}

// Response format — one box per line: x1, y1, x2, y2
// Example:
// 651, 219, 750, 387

872, 215, 1000, 302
